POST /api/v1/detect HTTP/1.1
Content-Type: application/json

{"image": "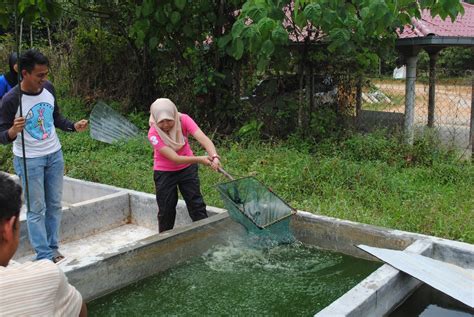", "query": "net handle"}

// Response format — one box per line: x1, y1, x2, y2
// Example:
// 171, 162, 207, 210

218, 167, 234, 180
